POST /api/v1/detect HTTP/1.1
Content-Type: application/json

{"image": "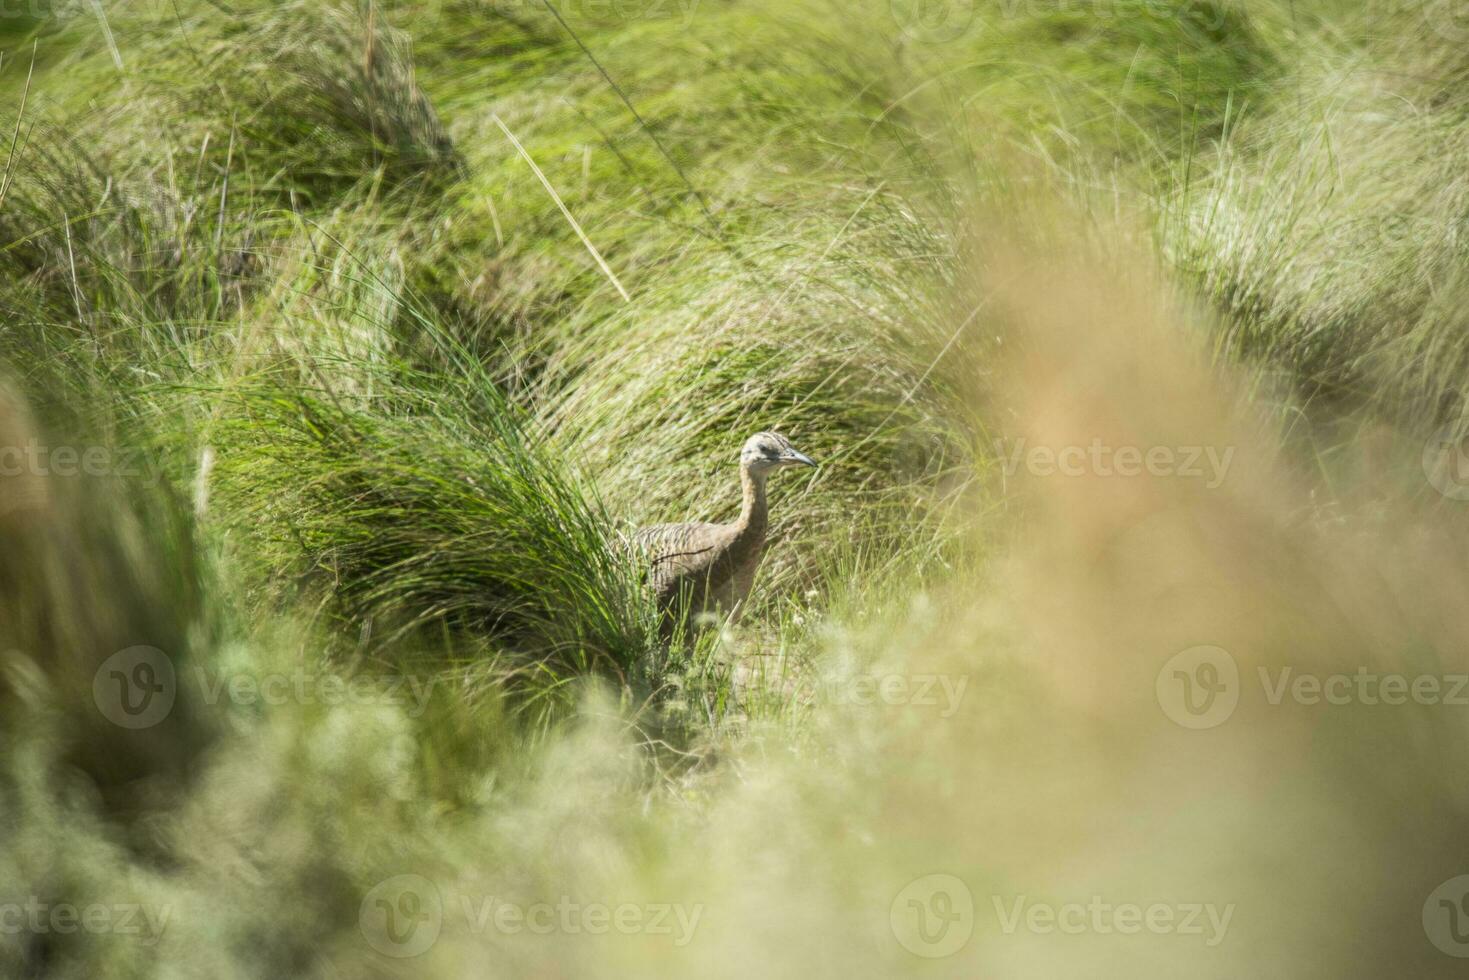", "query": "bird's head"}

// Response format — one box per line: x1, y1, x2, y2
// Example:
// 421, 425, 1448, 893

740, 431, 817, 477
